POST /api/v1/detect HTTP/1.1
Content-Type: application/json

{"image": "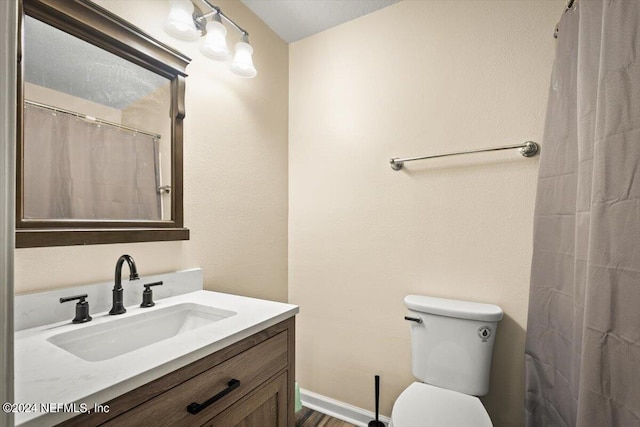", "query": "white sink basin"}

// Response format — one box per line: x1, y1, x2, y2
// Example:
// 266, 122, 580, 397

47, 303, 236, 362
